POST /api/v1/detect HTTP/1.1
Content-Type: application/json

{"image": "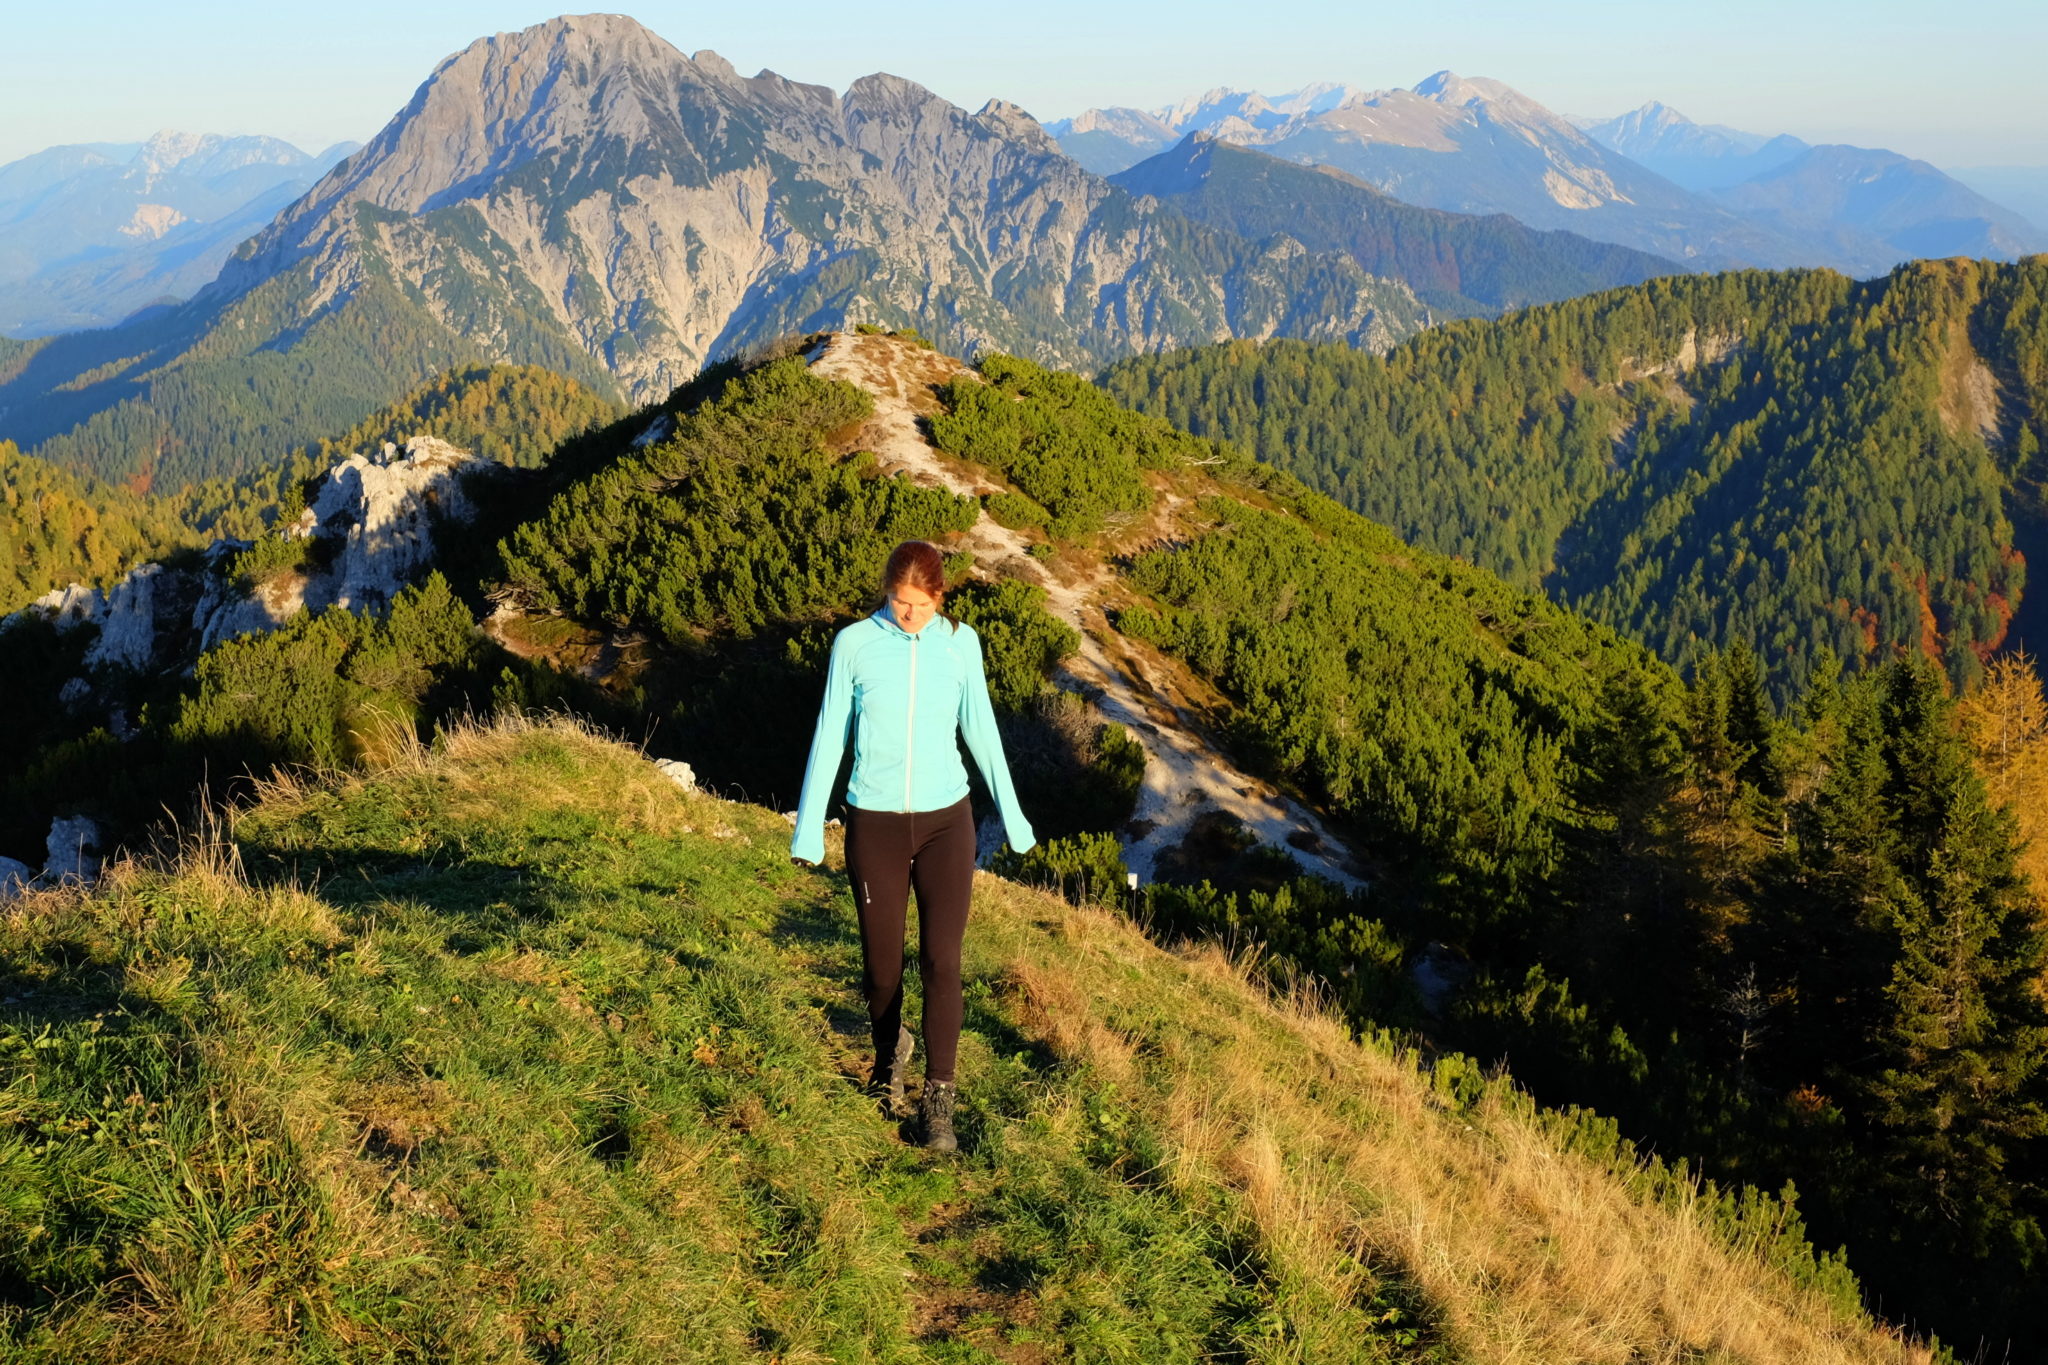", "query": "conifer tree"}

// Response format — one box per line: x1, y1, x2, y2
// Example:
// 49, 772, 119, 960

1850, 662, 2048, 1297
